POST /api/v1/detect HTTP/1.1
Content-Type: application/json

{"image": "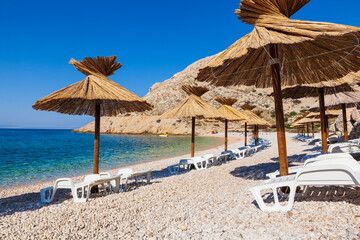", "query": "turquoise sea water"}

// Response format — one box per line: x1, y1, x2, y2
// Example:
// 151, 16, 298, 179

0, 129, 223, 189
